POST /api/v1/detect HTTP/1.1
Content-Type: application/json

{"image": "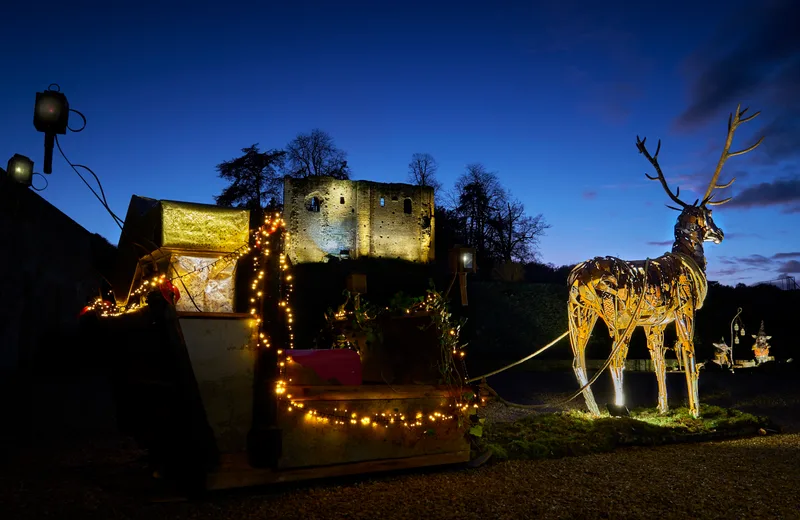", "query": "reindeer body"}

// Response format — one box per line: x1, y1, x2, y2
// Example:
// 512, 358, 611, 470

569, 253, 708, 328
568, 105, 763, 418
